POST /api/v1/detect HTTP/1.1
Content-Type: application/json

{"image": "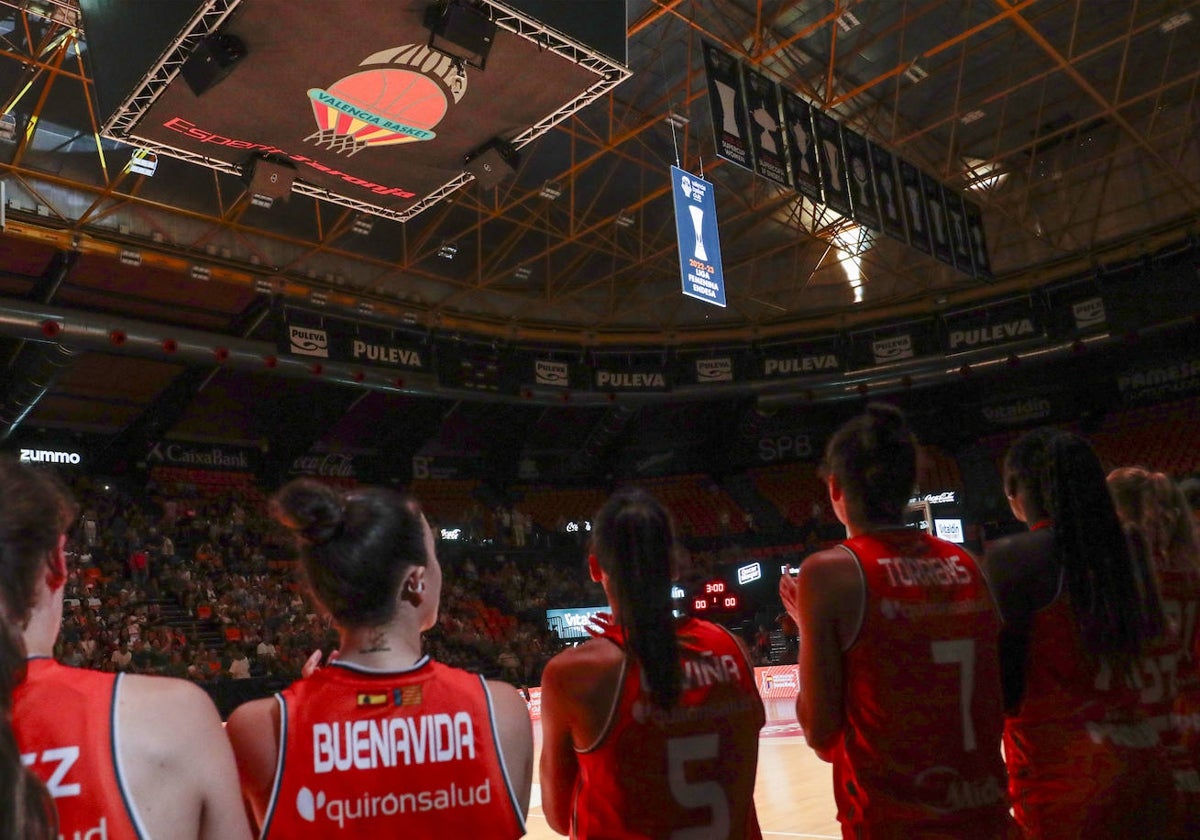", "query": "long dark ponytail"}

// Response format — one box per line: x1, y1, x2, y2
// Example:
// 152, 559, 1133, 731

1005, 429, 1165, 669
0, 618, 57, 840
593, 488, 682, 709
